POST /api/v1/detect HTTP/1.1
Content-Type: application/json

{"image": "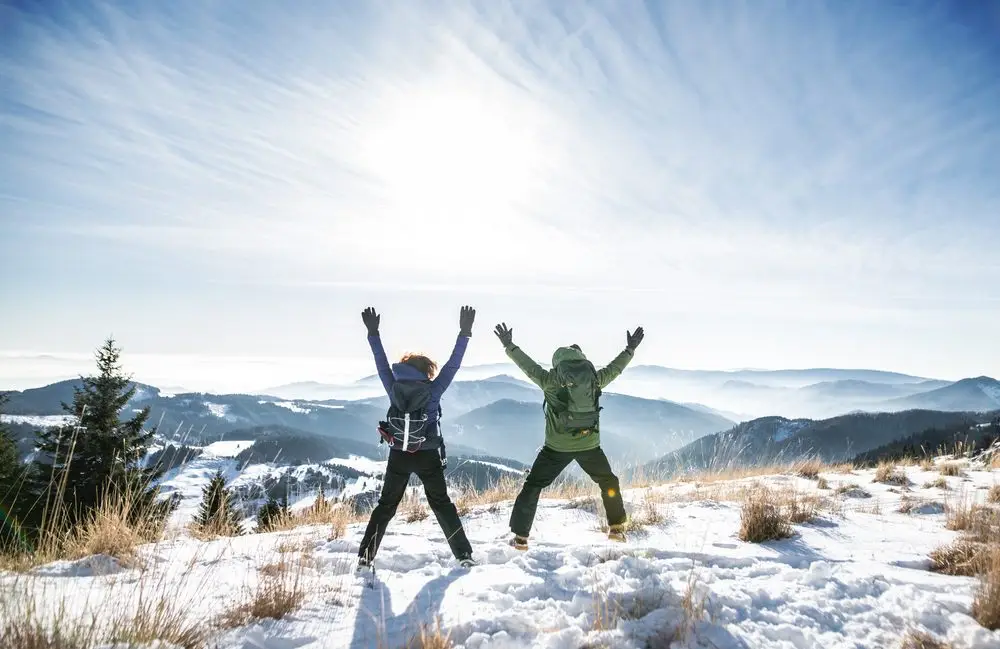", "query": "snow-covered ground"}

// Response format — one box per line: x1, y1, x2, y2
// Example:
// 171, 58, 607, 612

3, 462, 1000, 648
